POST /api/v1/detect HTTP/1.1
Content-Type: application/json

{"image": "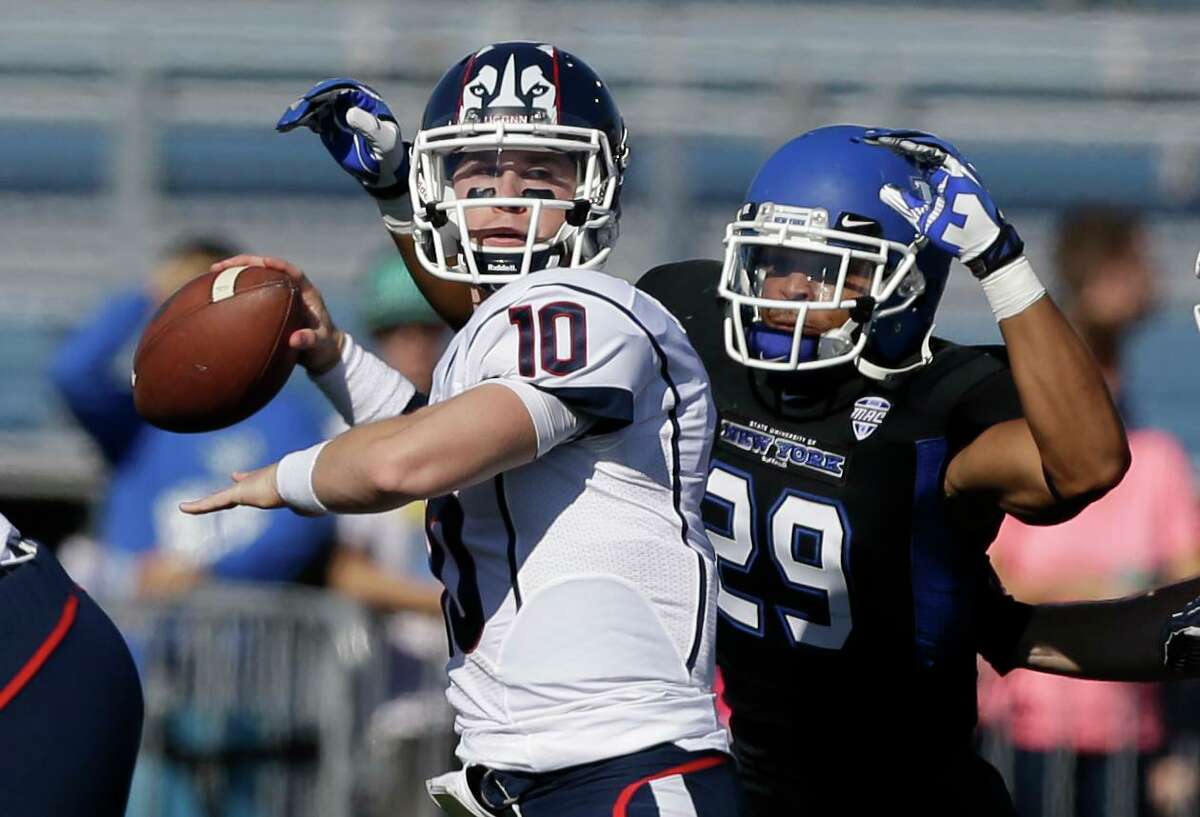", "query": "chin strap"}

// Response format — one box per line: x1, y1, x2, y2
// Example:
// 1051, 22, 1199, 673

748, 295, 879, 364
855, 326, 936, 382
816, 322, 856, 361
816, 297, 875, 361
